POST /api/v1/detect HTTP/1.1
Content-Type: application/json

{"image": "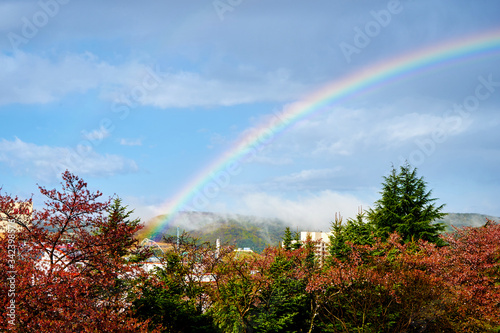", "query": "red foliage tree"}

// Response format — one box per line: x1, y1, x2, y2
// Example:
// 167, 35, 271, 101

0, 171, 157, 332
307, 234, 450, 332
425, 220, 500, 330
